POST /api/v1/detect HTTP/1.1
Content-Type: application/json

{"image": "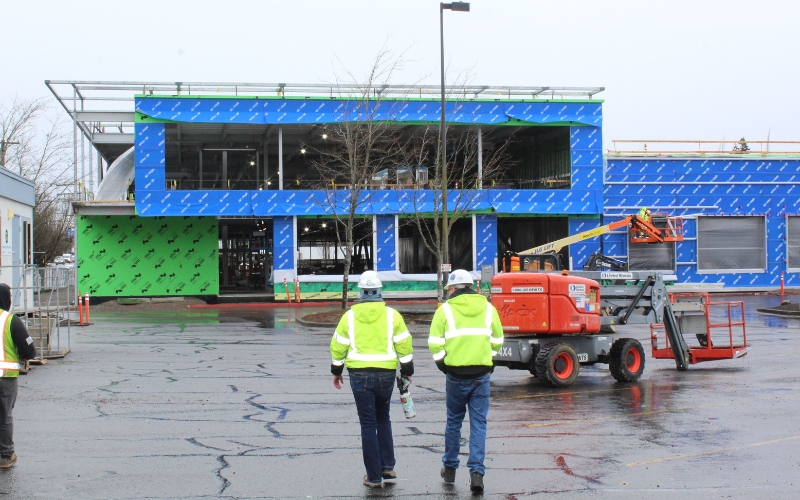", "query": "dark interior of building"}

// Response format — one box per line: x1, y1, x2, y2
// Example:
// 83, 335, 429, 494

497, 216, 569, 268
295, 217, 374, 275
162, 123, 572, 191
219, 219, 272, 292
398, 218, 473, 273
